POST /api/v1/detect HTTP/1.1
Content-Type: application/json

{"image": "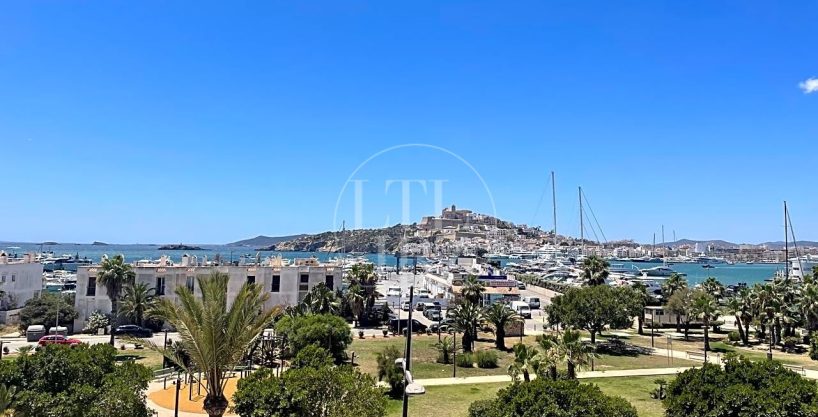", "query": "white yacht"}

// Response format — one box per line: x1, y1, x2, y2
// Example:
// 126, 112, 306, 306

639, 266, 684, 277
